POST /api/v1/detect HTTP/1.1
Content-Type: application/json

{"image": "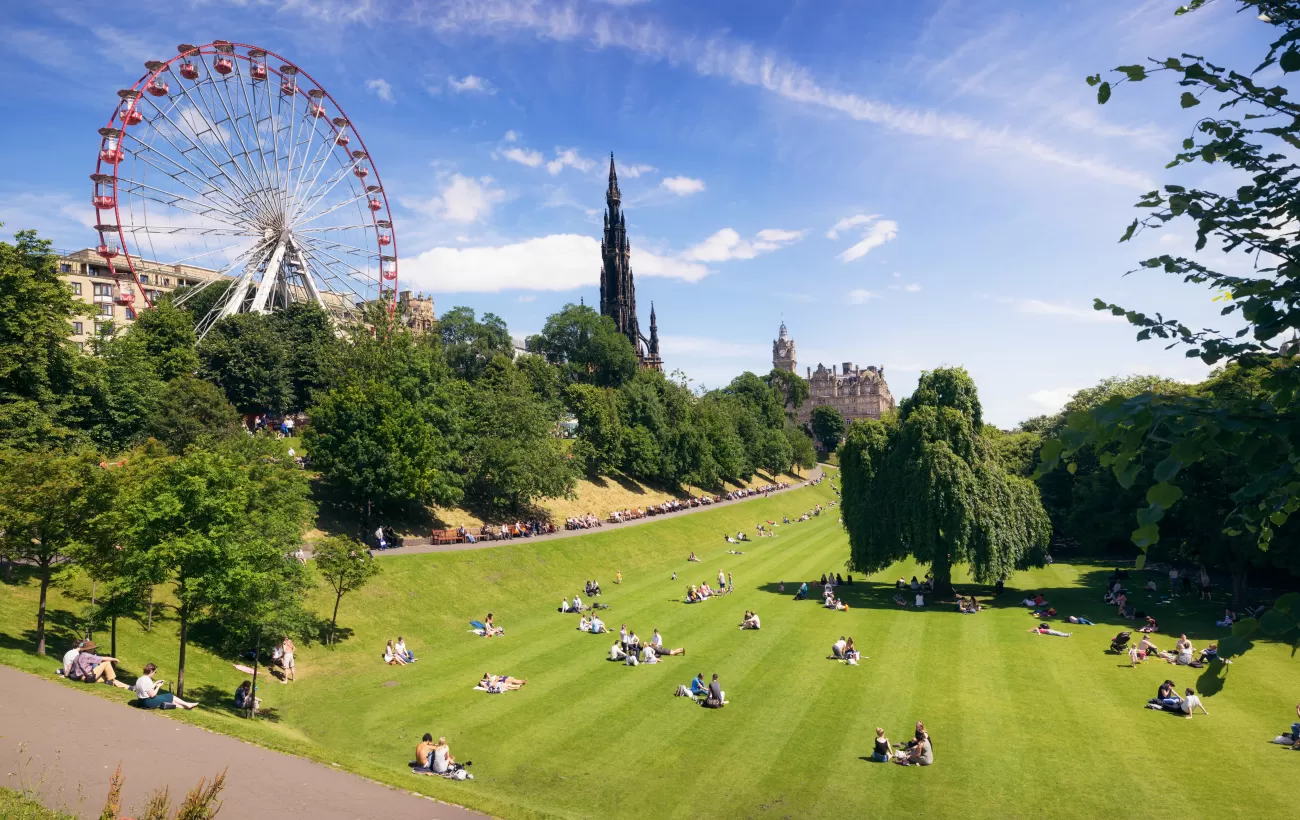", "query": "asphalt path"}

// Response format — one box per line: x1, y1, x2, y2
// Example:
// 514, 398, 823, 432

0, 664, 487, 820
